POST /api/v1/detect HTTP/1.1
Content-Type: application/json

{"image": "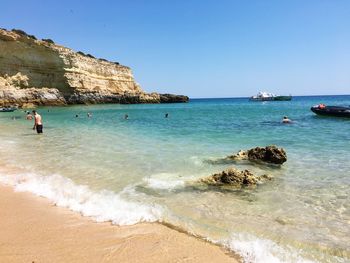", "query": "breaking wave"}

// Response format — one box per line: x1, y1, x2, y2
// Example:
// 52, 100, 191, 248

0, 171, 162, 226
